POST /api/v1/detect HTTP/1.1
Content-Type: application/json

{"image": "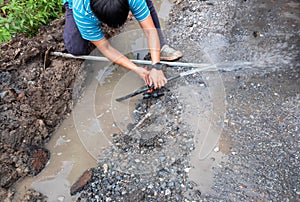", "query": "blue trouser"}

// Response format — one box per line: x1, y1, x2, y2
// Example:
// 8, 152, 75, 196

63, 0, 166, 55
